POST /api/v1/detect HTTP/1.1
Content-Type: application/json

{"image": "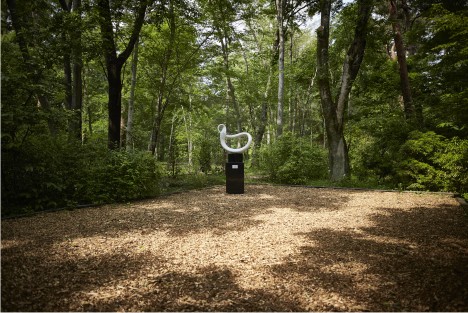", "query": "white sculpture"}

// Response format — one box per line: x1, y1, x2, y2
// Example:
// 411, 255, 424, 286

217, 124, 252, 153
